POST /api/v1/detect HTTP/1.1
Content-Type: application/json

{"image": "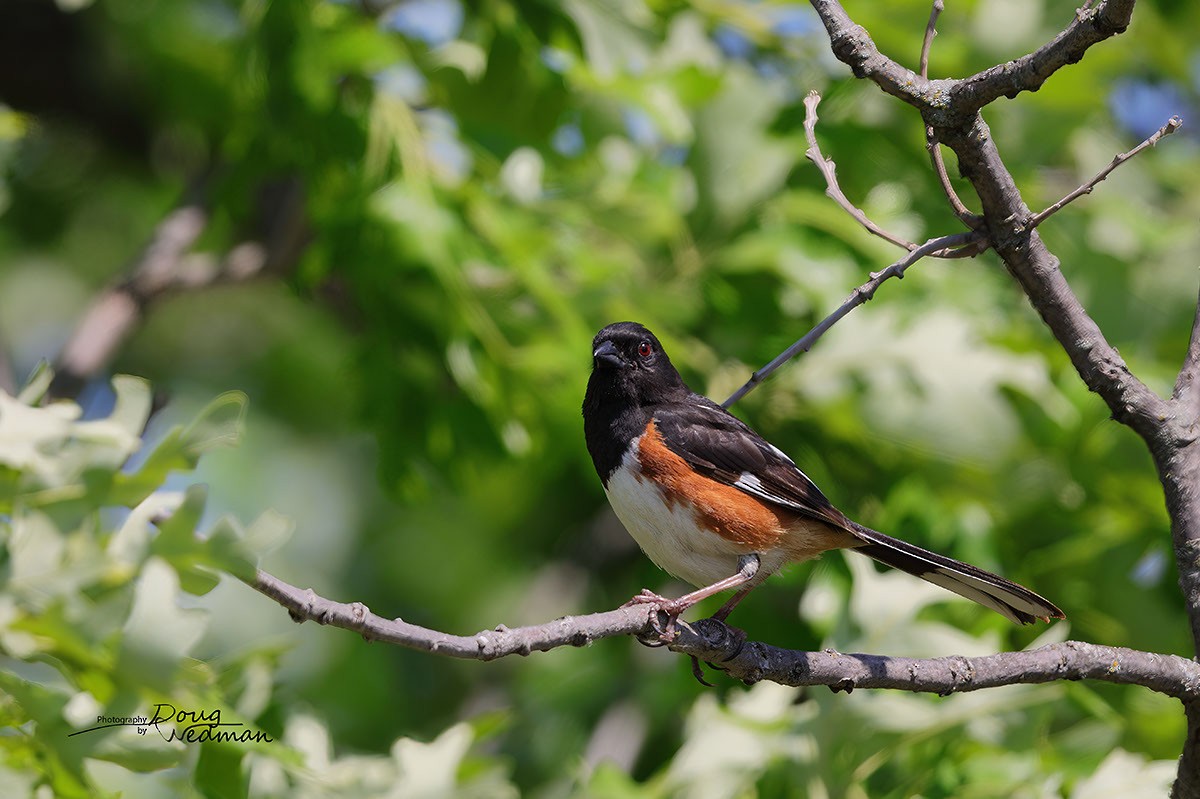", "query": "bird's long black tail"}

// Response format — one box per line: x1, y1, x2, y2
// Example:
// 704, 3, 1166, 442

847, 523, 1064, 625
